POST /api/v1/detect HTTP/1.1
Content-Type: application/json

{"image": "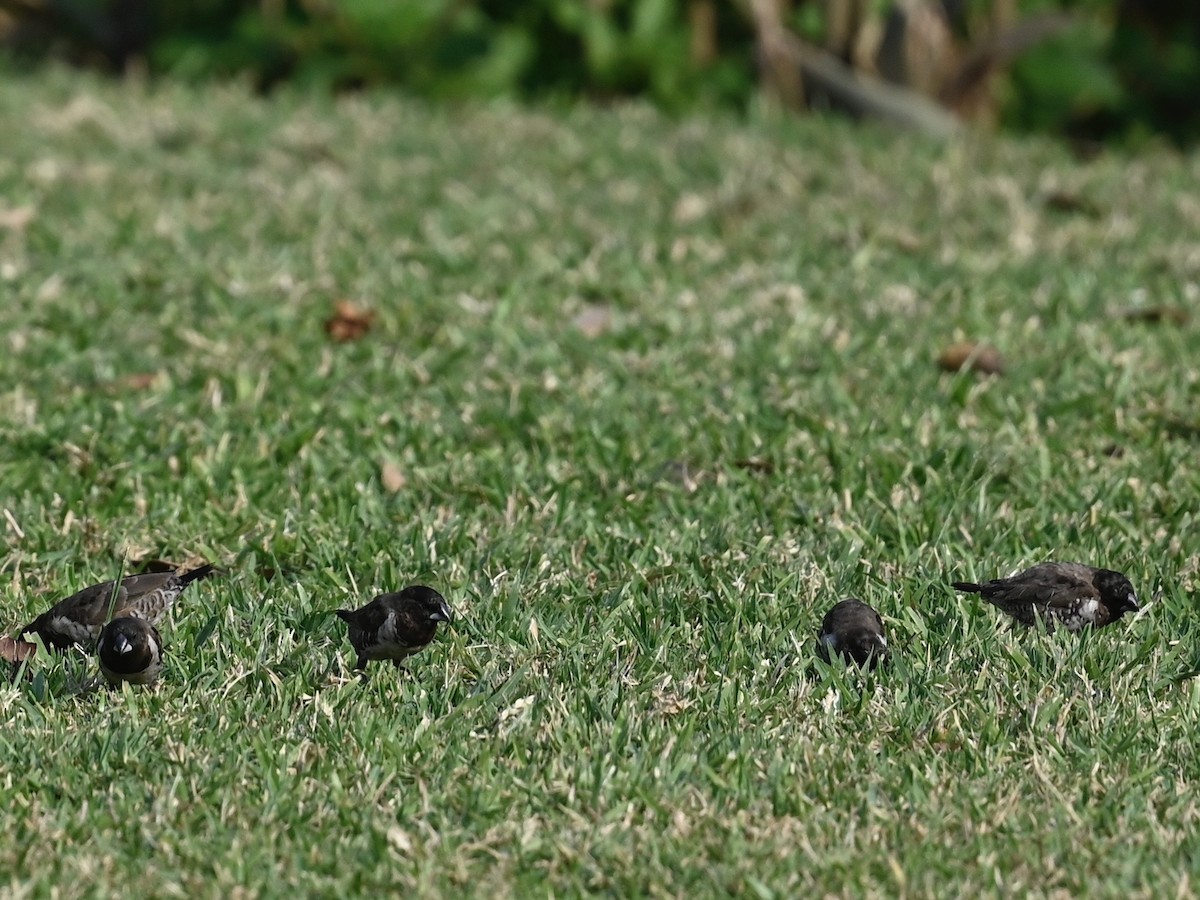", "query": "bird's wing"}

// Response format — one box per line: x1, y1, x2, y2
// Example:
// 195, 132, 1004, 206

347, 600, 391, 633
21, 569, 195, 639
114, 571, 198, 623
998, 562, 1100, 609
116, 571, 183, 601
27, 578, 129, 630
